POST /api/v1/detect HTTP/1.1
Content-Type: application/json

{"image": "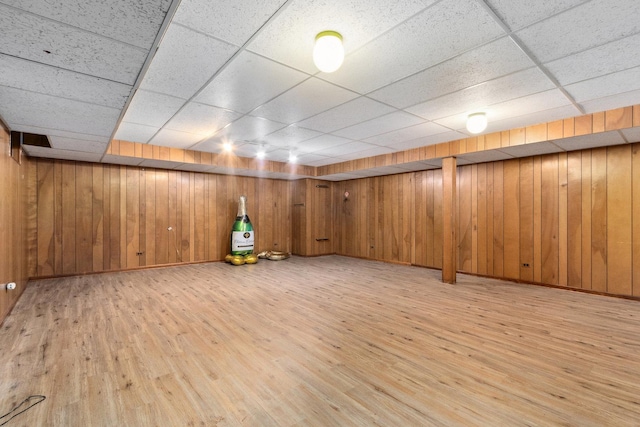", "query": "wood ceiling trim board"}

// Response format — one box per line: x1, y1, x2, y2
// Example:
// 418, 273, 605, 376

635, 105, 640, 126
605, 106, 633, 131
